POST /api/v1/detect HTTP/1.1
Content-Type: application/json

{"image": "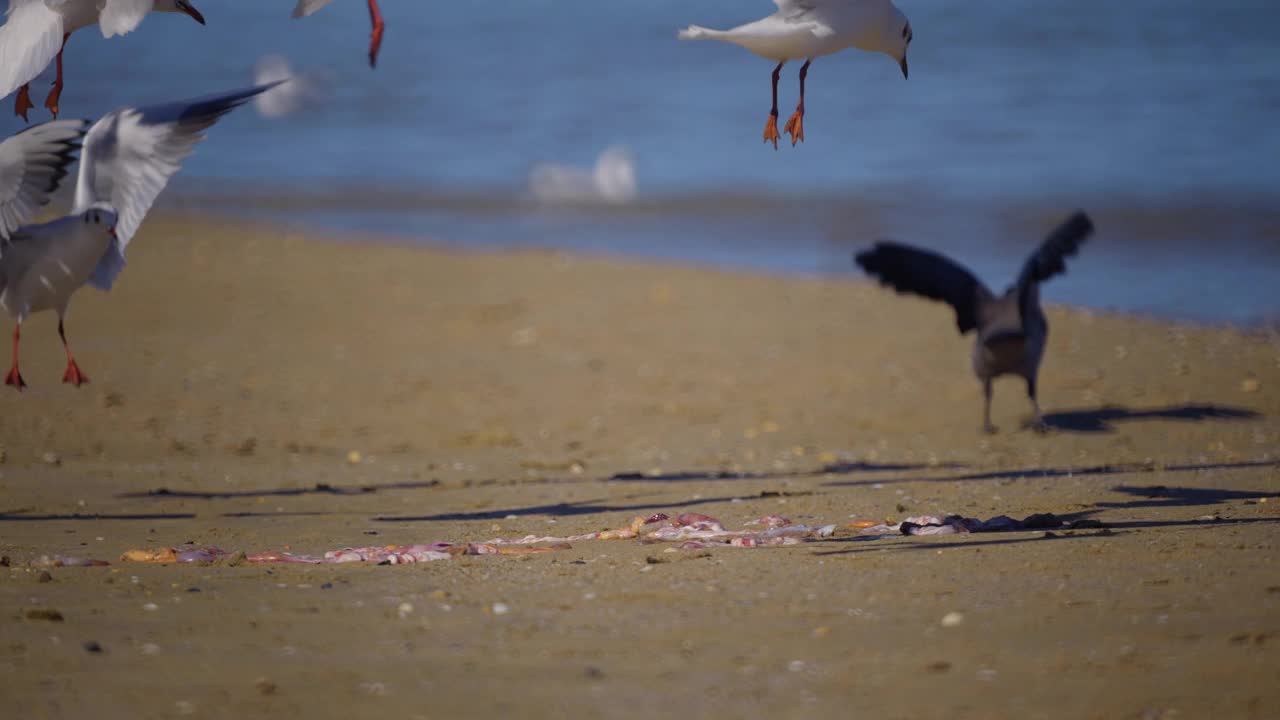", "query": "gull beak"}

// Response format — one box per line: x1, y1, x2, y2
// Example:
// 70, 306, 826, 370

898, 57, 909, 80
108, 227, 118, 240
177, 1, 206, 25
